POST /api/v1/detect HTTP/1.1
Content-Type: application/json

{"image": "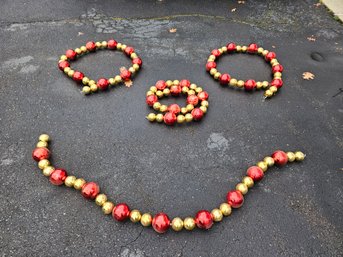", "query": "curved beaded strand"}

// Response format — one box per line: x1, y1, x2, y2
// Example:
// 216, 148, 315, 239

32, 134, 305, 233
